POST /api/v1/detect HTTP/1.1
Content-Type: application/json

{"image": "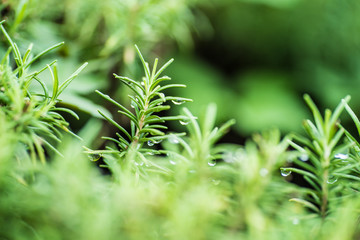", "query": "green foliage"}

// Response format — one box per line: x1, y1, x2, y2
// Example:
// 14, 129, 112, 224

3, 2, 360, 239
0, 21, 86, 163
85, 45, 192, 175
283, 94, 360, 218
